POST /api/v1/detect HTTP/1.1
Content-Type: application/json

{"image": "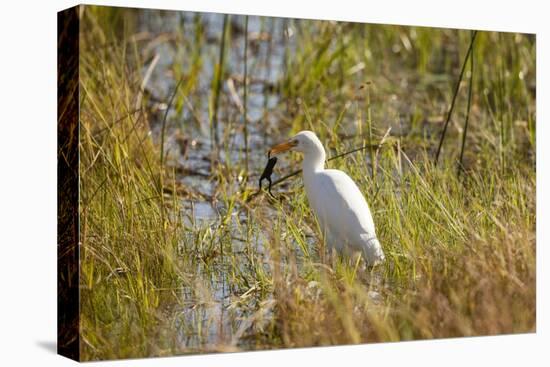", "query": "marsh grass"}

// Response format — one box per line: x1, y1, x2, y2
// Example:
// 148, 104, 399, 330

78, 6, 535, 361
